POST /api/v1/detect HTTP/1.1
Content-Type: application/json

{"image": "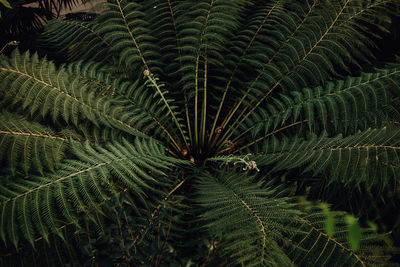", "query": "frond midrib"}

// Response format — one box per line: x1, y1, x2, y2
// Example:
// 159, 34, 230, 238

2, 158, 127, 203
0, 130, 67, 142
292, 214, 367, 267
0, 66, 149, 138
